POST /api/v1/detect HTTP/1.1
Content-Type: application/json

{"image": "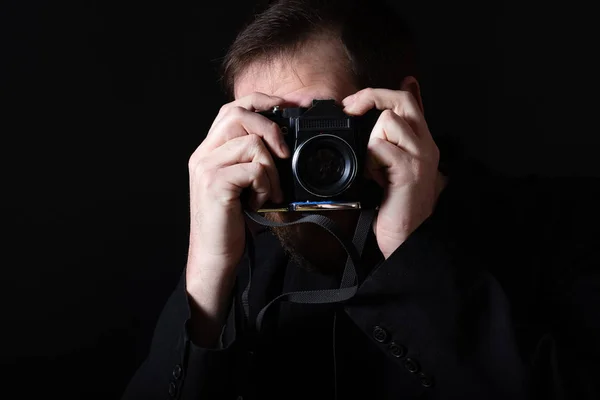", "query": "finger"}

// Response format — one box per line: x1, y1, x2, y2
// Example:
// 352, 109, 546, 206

343, 88, 428, 137
216, 162, 272, 210
367, 137, 412, 187
212, 92, 285, 127
227, 92, 286, 113
364, 154, 385, 187
369, 109, 421, 156
205, 134, 283, 202
202, 106, 290, 158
